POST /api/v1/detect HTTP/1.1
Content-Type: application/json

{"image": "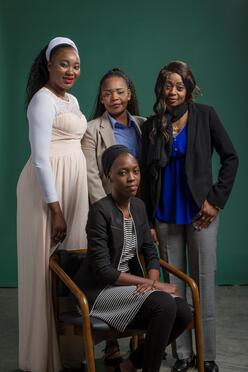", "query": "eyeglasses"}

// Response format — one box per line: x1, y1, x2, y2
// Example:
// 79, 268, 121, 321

101, 88, 128, 98
164, 82, 186, 92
